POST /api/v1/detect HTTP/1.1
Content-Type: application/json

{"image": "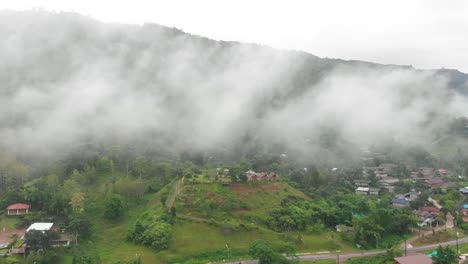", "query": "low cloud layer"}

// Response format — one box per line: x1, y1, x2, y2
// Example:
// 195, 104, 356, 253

0, 11, 467, 161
